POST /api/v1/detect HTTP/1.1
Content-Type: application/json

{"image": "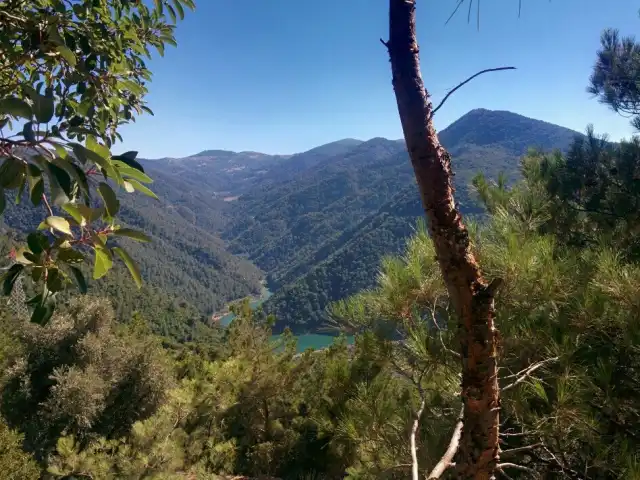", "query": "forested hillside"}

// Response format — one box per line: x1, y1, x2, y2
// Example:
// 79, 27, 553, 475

224, 109, 582, 333
0, 188, 264, 323
0, 107, 582, 336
